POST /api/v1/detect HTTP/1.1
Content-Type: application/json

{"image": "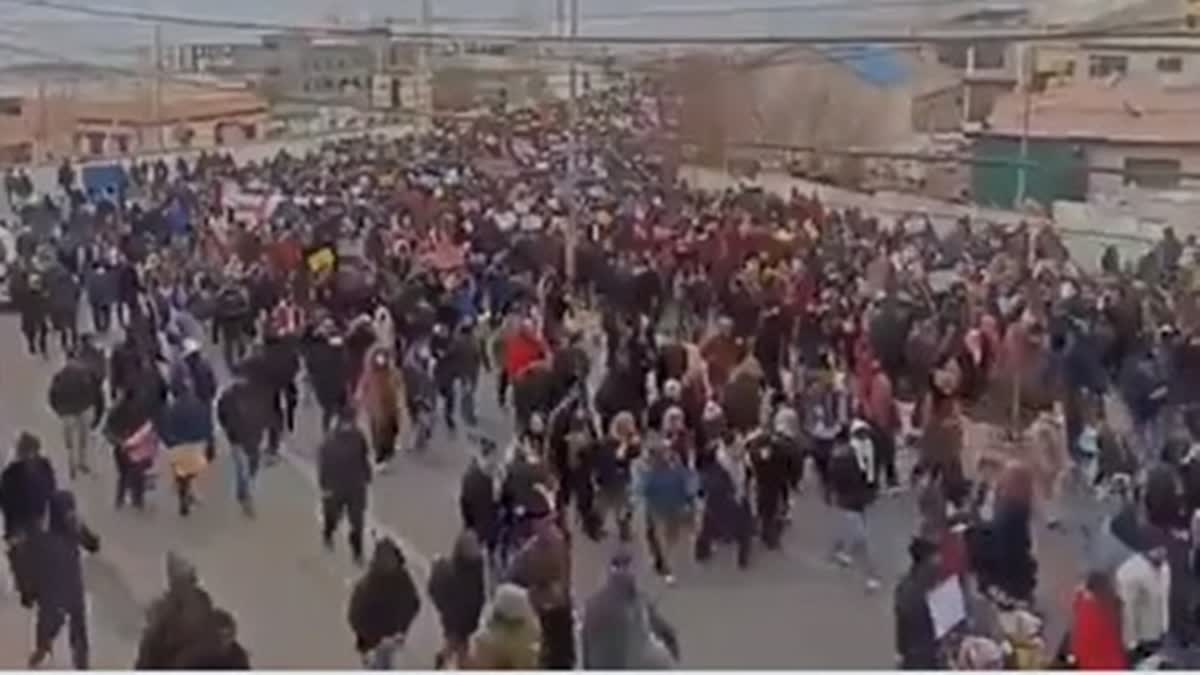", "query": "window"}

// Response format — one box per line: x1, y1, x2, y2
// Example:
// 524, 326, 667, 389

1157, 56, 1184, 73
974, 42, 1007, 69
1088, 54, 1128, 78
1124, 157, 1181, 189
